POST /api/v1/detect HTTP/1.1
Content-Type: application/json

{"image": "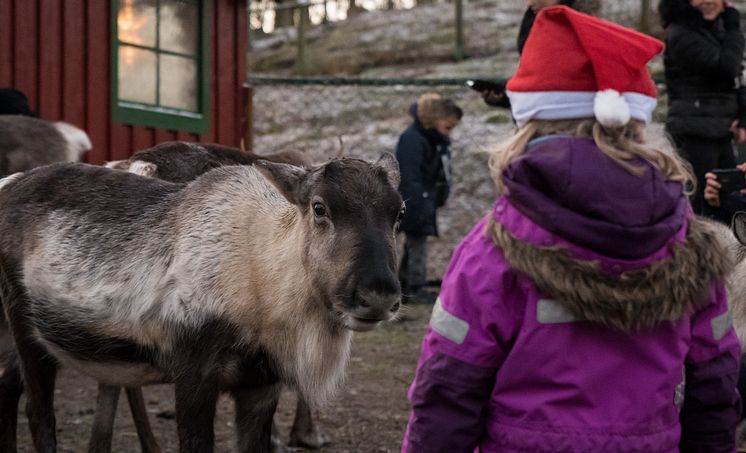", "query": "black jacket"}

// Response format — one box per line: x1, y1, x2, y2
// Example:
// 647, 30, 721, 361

395, 105, 451, 237
661, 0, 746, 138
